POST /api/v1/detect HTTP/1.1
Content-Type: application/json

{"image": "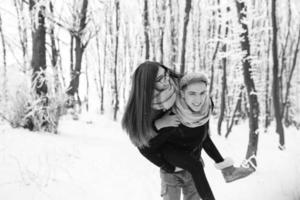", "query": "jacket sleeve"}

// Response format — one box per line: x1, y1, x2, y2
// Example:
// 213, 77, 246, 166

137, 126, 177, 173
138, 146, 175, 173
148, 126, 176, 150
202, 128, 224, 163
